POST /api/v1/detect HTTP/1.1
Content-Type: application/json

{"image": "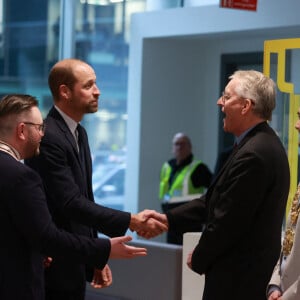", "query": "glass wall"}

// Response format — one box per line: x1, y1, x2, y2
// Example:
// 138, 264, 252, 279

0, 0, 59, 111
0, 0, 146, 210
